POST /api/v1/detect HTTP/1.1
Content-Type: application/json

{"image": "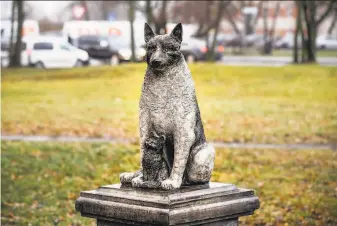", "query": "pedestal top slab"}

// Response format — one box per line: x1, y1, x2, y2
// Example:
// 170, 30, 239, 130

75, 182, 260, 225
